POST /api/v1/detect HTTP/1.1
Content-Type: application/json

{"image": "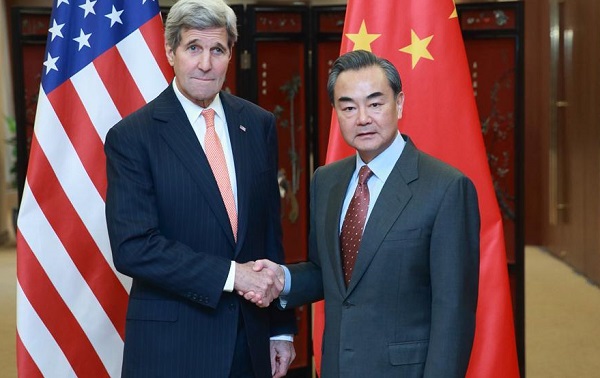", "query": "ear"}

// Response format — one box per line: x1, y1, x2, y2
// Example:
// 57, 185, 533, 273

396, 92, 405, 119
227, 44, 234, 62
165, 42, 175, 66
